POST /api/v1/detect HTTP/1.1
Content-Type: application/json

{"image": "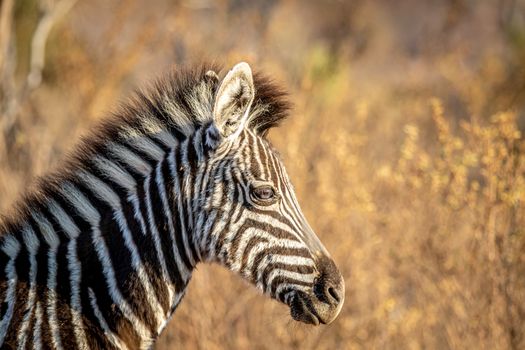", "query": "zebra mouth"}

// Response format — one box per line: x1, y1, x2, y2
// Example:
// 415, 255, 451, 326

285, 279, 345, 326
288, 291, 326, 326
